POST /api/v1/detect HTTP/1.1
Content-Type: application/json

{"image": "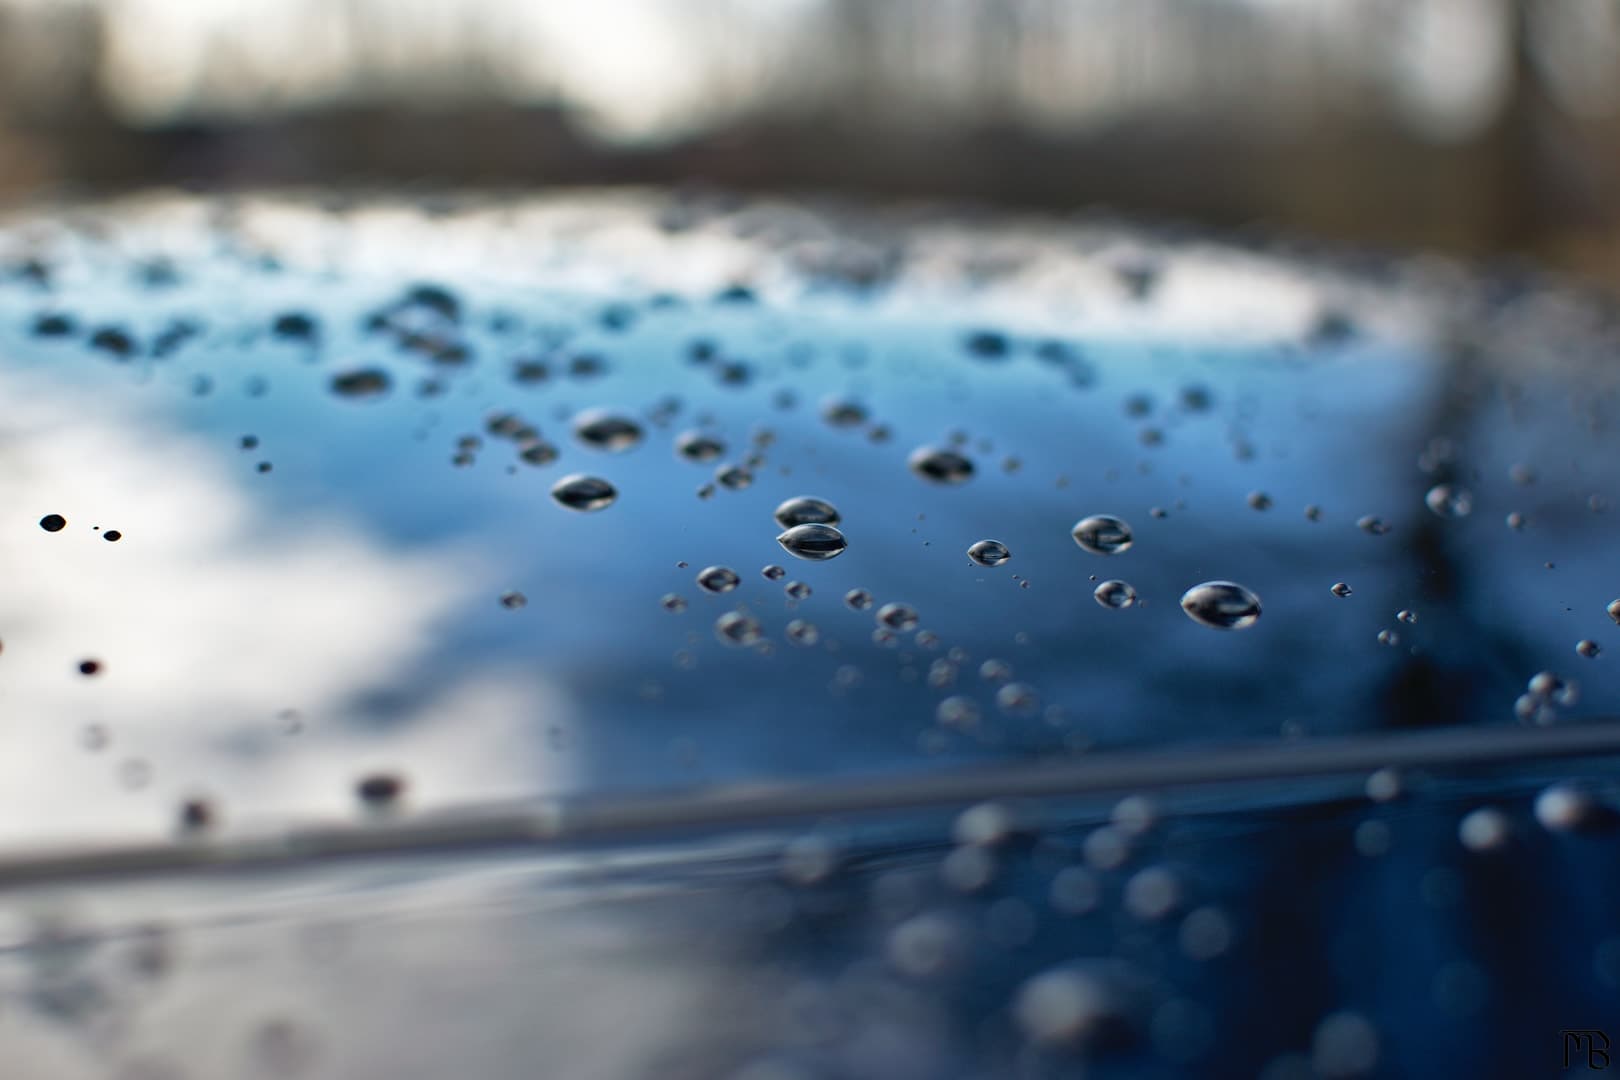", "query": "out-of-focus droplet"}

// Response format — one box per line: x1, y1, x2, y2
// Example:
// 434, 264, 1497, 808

1331, 582, 1352, 598
697, 566, 741, 593
936, 696, 981, 730
1356, 515, 1390, 535
762, 565, 785, 581
967, 539, 1011, 567
996, 682, 1041, 717
820, 398, 868, 428
1366, 768, 1402, 802
1578, 639, 1601, 658
1397, 609, 1417, 624
1424, 484, 1473, 519
675, 430, 725, 463
784, 581, 812, 600
549, 474, 617, 512
877, 602, 919, 631
1304, 505, 1323, 522
784, 619, 819, 647
845, 588, 874, 611
1608, 599, 1620, 624
1458, 807, 1510, 852
660, 593, 687, 613
1535, 783, 1598, 831
773, 496, 840, 529
1506, 511, 1525, 530
1179, 581, 1261, 630
776, 523, 847, 561
1072, 515, 1133, 555
330, 368, 391, 399
908, 446, 975, 485
499, 591, 527, 610
572, 409, 643, 452
1093, 580, 1138, 609
1376, 629, 1399, 646
714, 611, 763, 647
1246, 491, 1272, 511
715, 463, 753, 490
